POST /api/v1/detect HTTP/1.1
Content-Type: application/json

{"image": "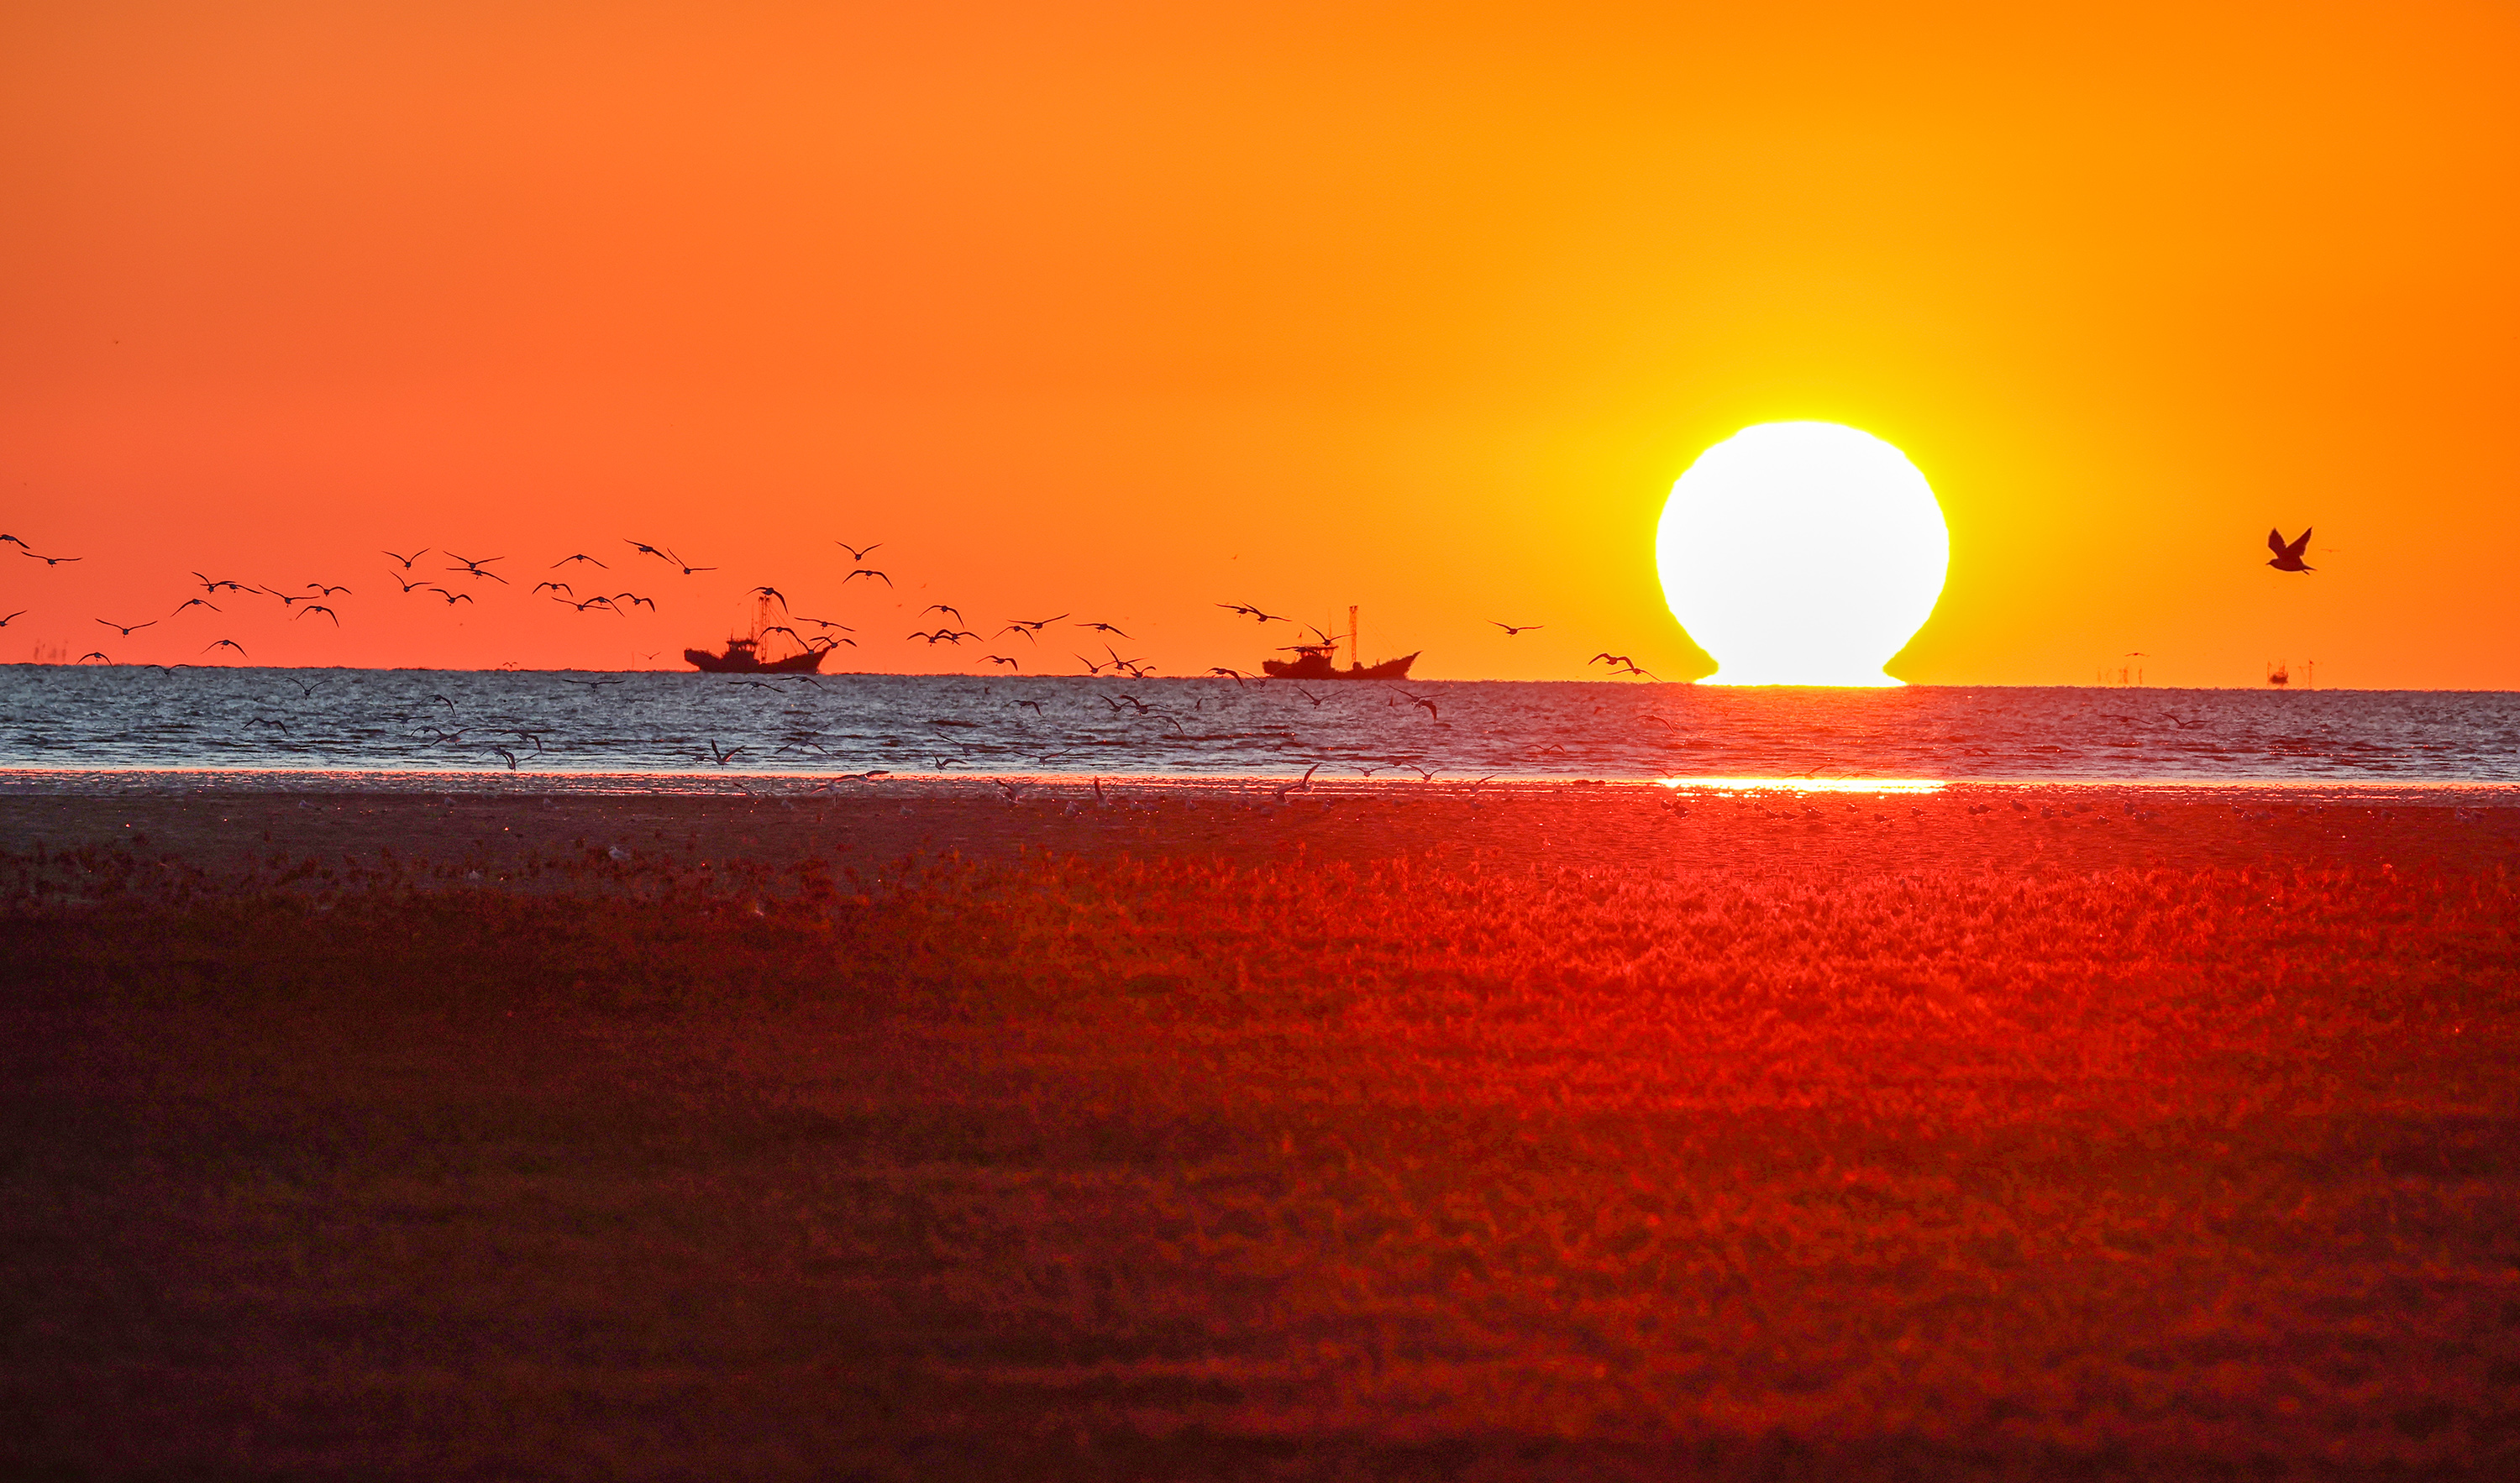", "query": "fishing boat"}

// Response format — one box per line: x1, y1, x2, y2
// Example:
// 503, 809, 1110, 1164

685, 595, 832, 674
1260, 605, 1418, 680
